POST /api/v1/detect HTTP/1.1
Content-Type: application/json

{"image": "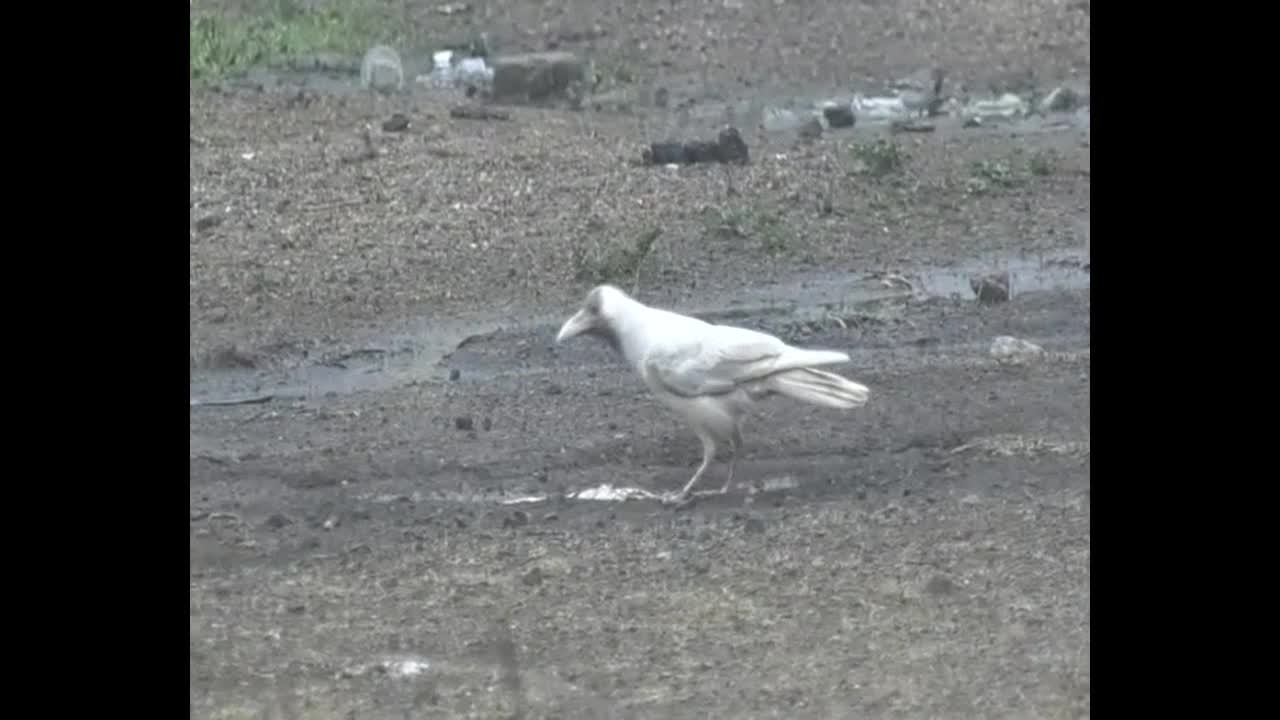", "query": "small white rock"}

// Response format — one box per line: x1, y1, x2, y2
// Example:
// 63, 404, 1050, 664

990, 336, 1045, 363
